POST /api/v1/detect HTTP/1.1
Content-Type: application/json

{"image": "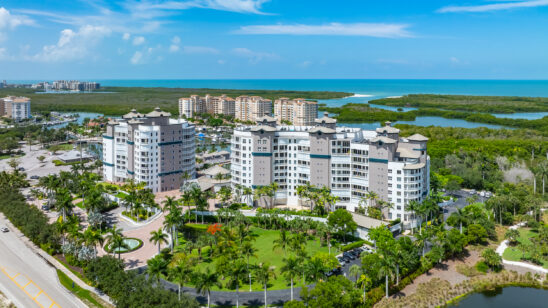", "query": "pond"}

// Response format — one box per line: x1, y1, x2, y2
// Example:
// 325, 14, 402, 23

449, 287, 548, 308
